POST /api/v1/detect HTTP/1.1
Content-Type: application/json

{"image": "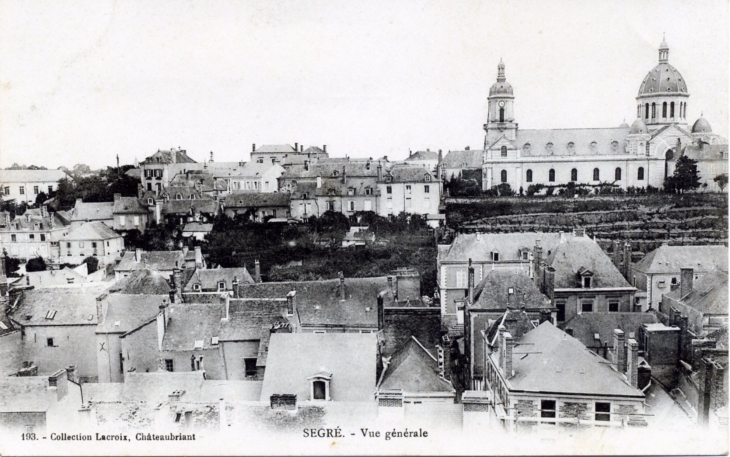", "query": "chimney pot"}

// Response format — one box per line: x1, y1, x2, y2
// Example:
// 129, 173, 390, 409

252, 143, 256, 152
